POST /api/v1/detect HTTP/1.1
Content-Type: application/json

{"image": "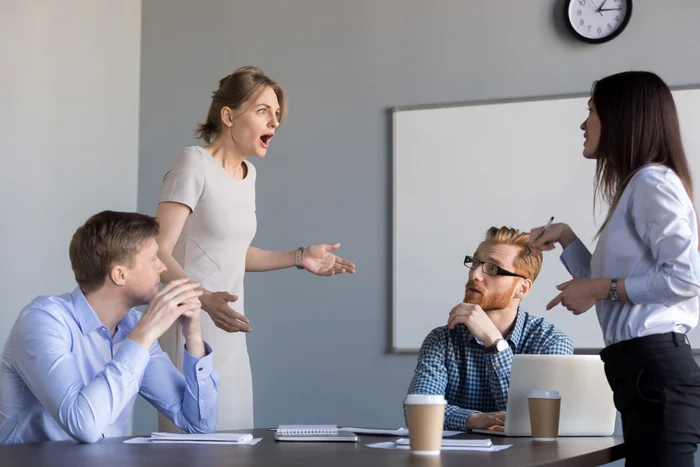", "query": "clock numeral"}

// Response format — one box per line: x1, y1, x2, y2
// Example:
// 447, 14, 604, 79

580, 19, 585, 26
577, 9, 582, 15
588, 25, 592, 32
597, 27, 602, 34
579, 0, 585, 5
607, 23, 612, 30
615, 15, 620, 21
617, 5, 622, 10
